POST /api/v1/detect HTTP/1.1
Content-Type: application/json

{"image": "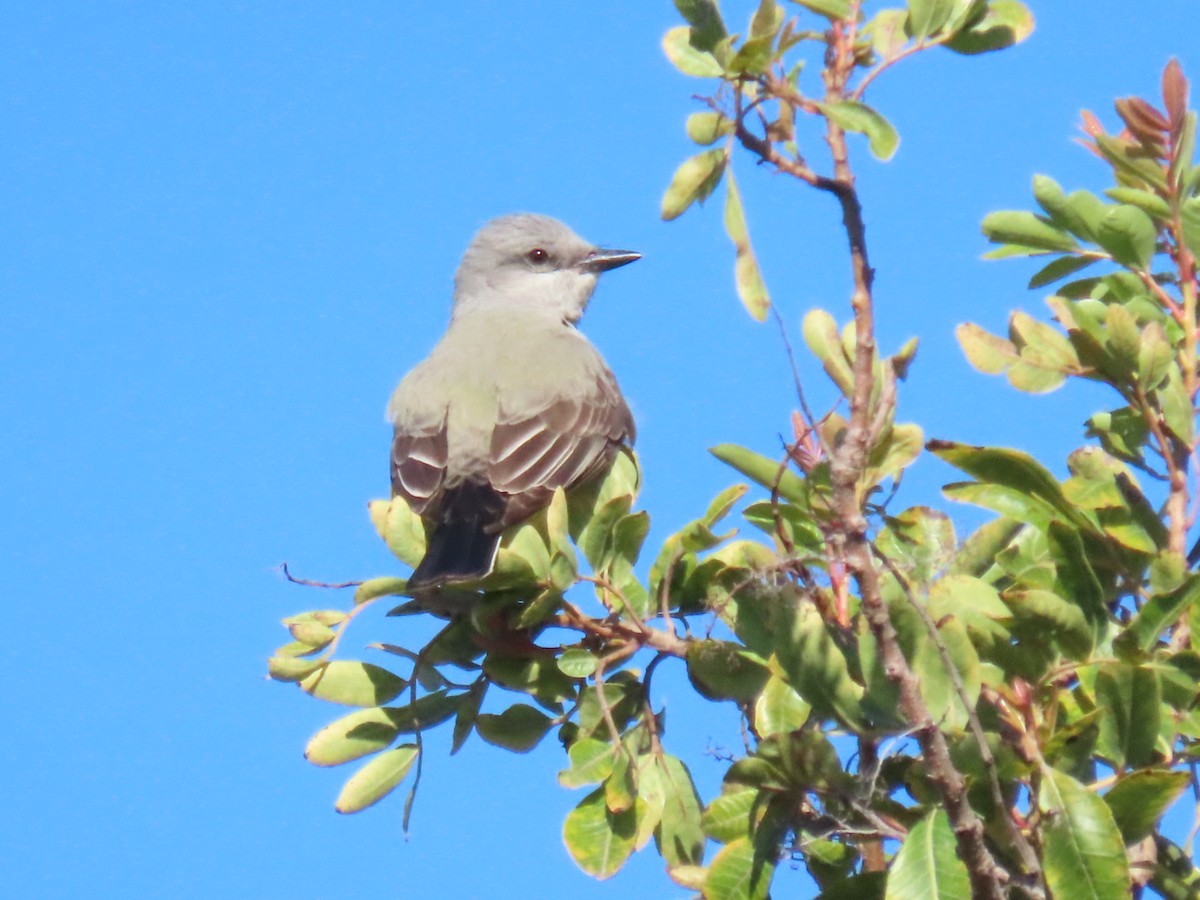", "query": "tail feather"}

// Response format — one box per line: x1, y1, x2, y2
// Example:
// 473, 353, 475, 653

407, 482, 506, 590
